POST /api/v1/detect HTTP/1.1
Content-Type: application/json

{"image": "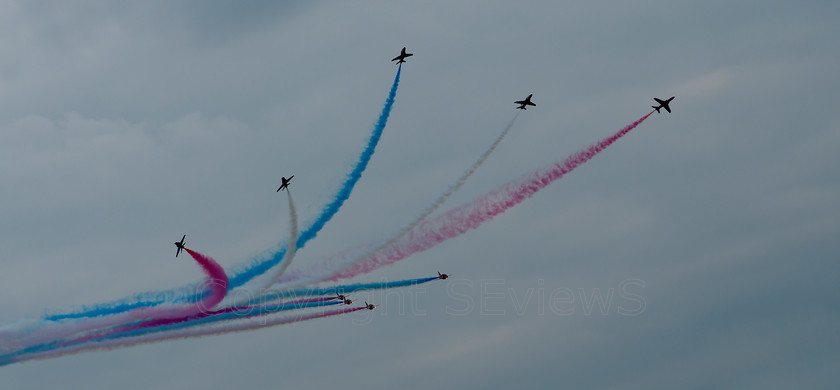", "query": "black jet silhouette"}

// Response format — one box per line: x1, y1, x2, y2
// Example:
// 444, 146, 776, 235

391, 47, 413, 64
652, 96, 675, 113
174, 235, 186, 258
276, 175, 294, 192
515, 94, 536, 110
